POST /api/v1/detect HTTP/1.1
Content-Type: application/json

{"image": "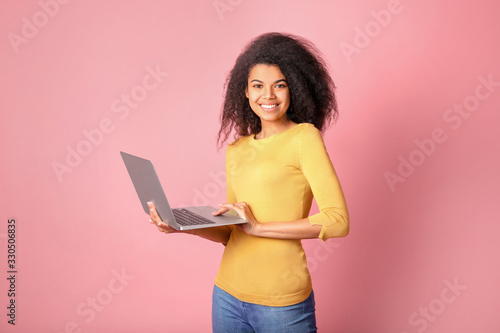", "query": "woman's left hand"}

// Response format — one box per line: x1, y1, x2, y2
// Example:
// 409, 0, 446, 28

212, 202, 261, 236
